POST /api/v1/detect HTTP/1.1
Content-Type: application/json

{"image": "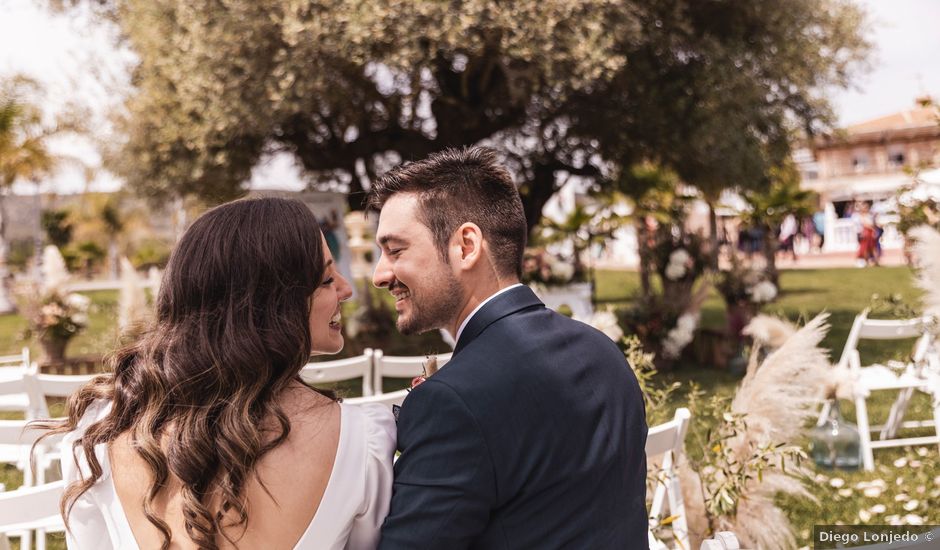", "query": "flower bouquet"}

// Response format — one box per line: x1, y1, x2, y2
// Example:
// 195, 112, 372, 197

18, 246, 91, 363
